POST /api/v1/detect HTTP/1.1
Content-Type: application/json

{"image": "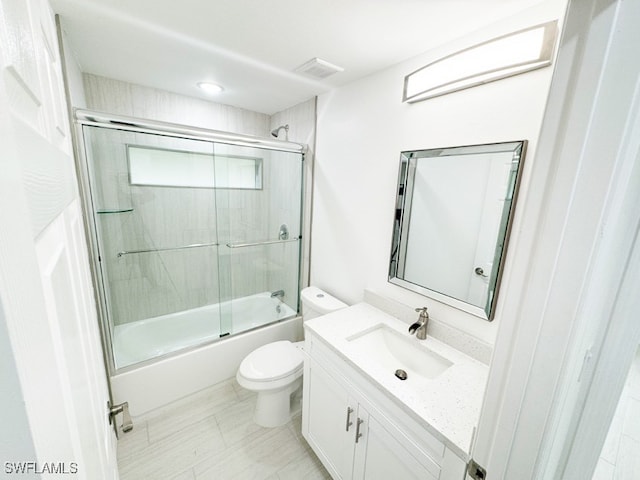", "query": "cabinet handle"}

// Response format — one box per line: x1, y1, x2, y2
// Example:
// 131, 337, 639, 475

355, 418, 364, 443
345, 407, 354, 431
